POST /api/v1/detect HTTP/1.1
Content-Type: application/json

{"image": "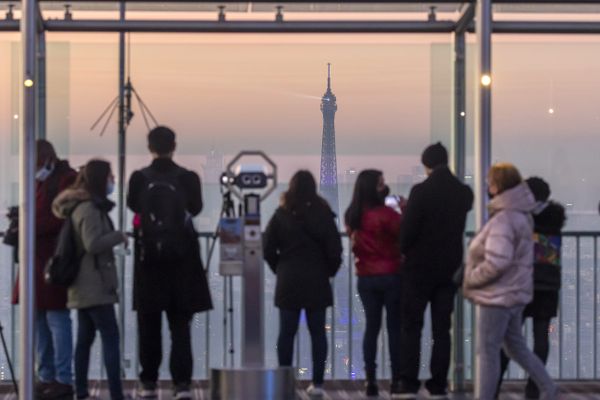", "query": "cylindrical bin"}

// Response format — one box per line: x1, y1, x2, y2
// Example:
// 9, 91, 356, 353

210, 367, 296, 400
